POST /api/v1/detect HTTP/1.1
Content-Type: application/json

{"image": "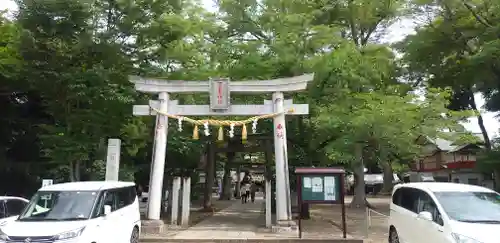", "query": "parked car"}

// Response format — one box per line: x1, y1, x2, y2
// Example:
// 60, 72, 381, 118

0, 196, 30, 226
346, 173, 400, 195
139, 190, 169, 215
0, 181, 141, 243
389, 182, 499, 243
